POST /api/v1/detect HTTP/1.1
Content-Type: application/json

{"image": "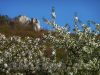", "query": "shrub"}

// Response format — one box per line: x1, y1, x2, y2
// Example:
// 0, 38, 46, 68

0, 7, 100, 75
